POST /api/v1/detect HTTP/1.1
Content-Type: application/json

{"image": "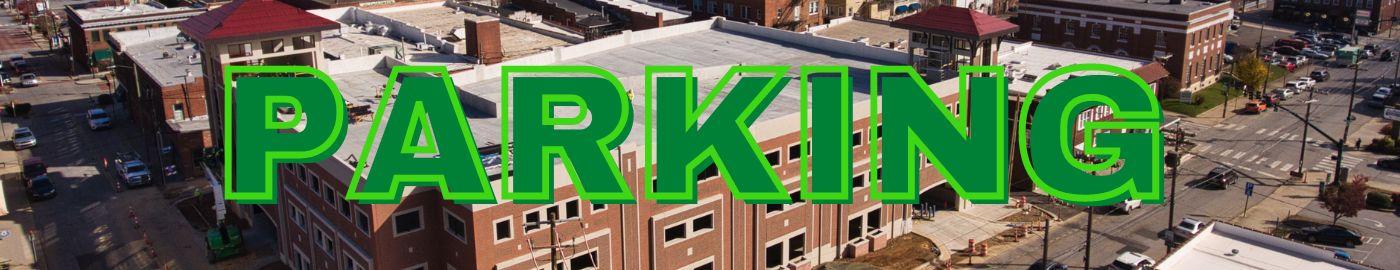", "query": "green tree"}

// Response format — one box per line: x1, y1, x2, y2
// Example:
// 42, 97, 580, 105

1231, 54, 1270, 97
1320, 176, 1370, 225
